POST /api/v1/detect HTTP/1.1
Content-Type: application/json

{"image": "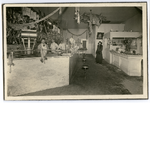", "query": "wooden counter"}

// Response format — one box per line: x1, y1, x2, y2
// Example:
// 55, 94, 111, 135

7, 53, 79, 96
110, 51, 143, 76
